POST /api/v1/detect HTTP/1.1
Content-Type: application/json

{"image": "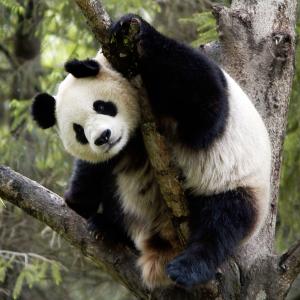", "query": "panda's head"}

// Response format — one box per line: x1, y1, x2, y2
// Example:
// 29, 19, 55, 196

32, 52, 140, 163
